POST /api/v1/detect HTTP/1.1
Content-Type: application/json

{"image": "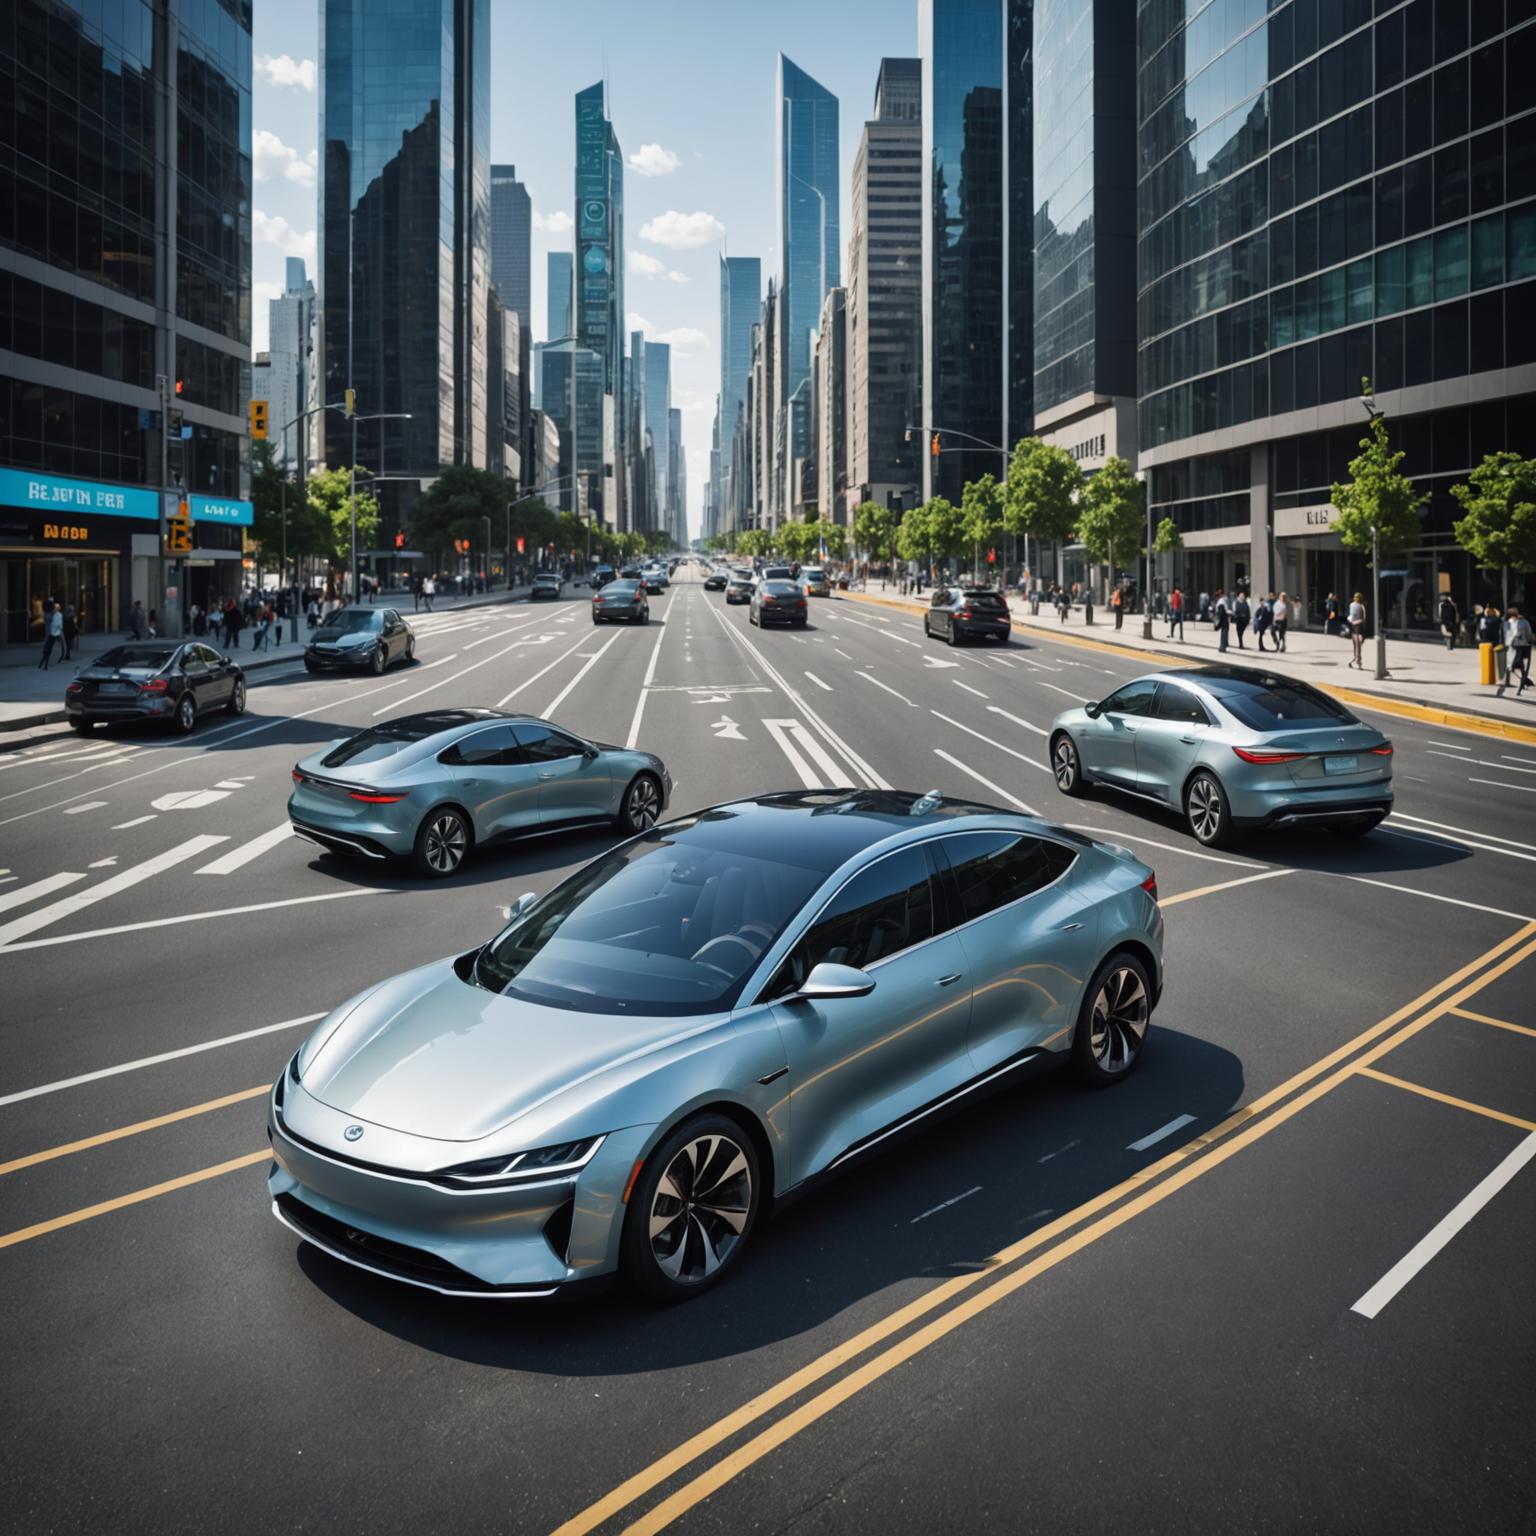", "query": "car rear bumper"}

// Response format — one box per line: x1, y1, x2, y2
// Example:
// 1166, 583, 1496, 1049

956, 620, 1011, 639
756, 608, 807, 624
66, 697, 173, 723
1240, 794, 1394, 830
